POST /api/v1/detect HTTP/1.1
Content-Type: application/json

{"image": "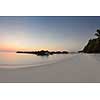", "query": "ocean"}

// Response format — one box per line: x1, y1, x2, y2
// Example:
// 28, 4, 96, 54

0, 52, 72, 68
